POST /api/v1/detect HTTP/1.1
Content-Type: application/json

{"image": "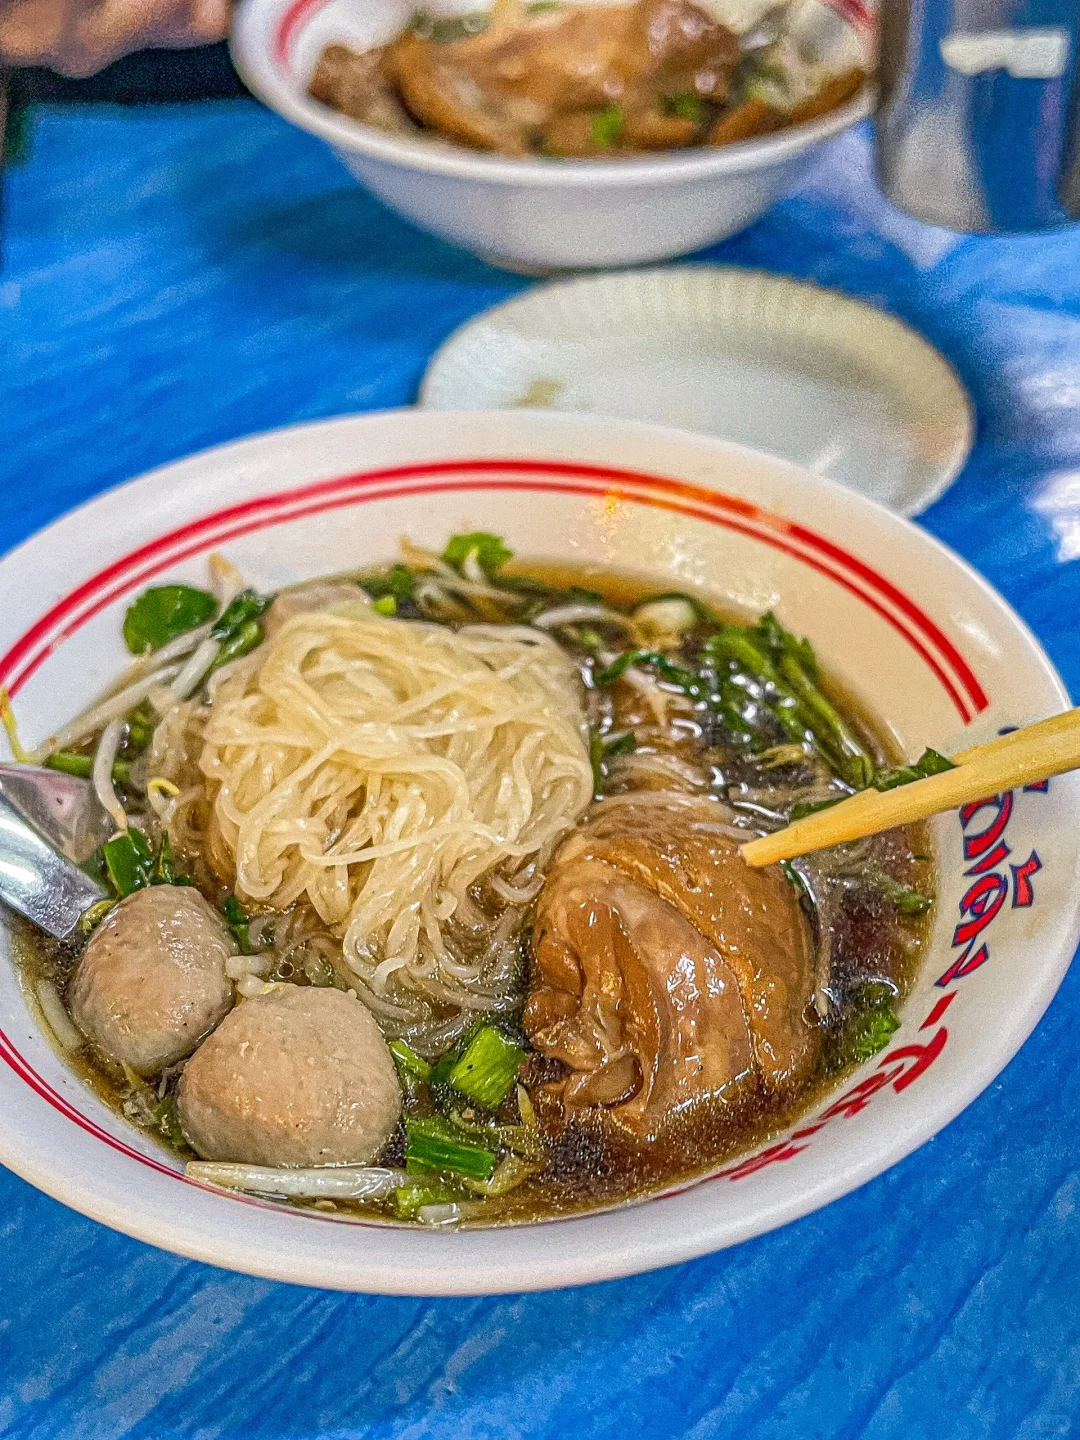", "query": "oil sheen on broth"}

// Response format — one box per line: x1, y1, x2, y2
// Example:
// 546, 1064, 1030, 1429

10, 540, 933, 1226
